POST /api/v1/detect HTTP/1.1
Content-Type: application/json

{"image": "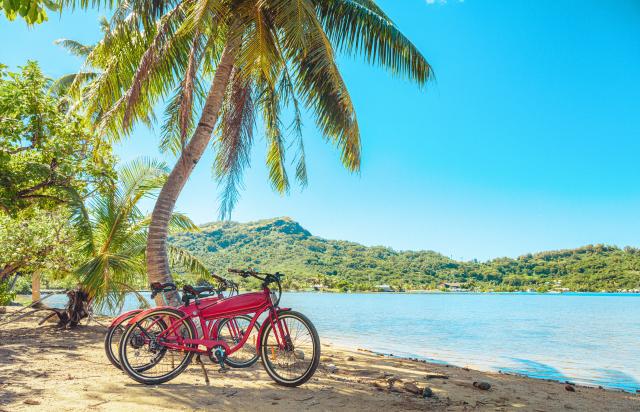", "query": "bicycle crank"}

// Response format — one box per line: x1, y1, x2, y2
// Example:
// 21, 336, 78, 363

209, 345, 228, 373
